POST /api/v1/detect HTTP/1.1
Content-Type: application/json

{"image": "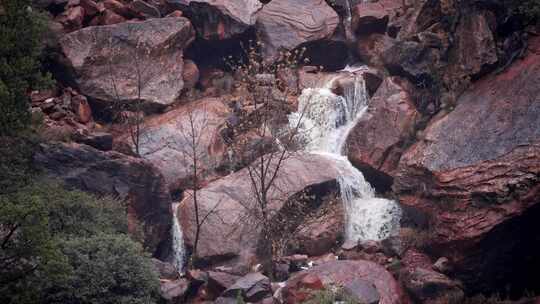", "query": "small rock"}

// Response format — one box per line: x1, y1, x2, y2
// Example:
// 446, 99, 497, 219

160, 278, 189, 302
222, 272, 272, 302
70, 94, 92, 123
433, 257, 452, 274
129, 0, 160, 19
